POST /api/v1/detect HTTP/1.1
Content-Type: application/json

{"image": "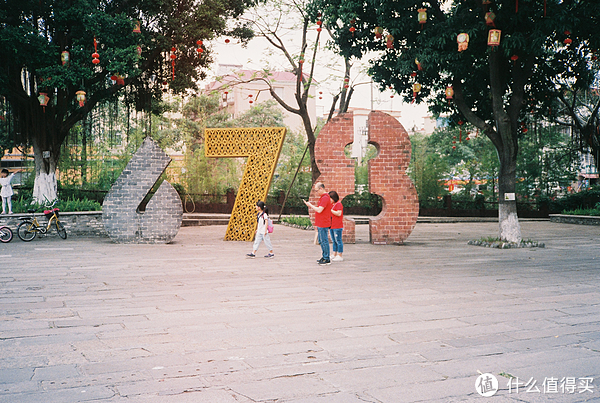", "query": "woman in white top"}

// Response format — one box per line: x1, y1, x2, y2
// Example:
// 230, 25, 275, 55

246, 201, 274, 259
0, 169, 16, 214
